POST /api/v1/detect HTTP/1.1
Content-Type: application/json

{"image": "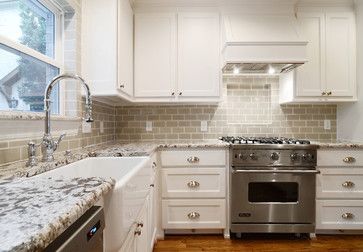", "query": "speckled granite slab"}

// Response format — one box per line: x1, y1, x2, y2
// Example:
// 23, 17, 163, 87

0, 176, 114, 252
313, 141, 363, 149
